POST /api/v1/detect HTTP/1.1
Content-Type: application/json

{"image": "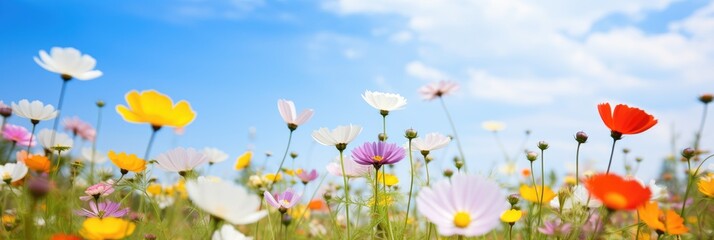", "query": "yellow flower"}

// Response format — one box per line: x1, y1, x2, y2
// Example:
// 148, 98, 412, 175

500, 209, 522, 223
174, 179, 187, 199
79, 217, 136, 240
234, 151, 252, 170
116, 90, 196, 128
368, 195, 394, 206
146, 183, 163, 196
378, 173, 399, 186
264, 173, 282, 183
563, 176, 577, 185
698, 173, 714, 198
2, 214, 15, 225
519, 185, 557, 204
289, 204, 311, 220
108, 151, 147, 173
